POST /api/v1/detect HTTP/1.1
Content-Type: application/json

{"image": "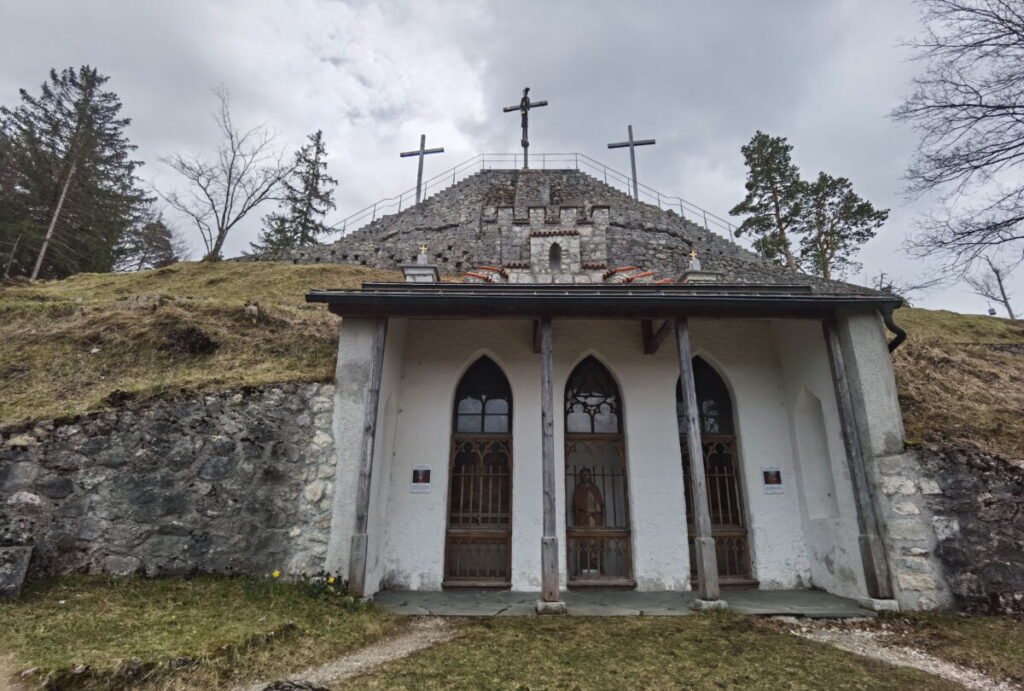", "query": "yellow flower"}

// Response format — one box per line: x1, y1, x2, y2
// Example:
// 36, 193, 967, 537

271, 570, 281, 578
327, 577, 335, 584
